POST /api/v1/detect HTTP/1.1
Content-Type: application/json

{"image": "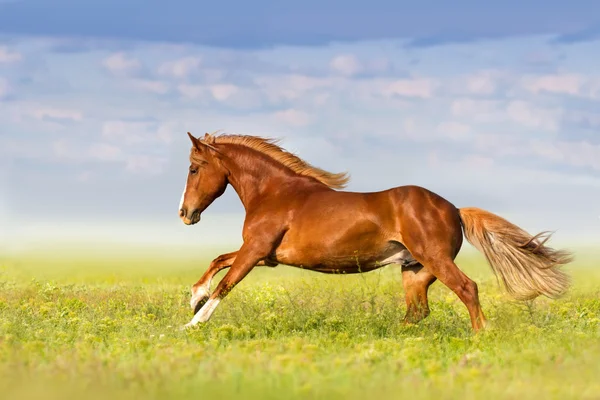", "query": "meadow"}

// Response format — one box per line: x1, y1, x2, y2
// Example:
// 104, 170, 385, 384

1, 244, 599, 400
